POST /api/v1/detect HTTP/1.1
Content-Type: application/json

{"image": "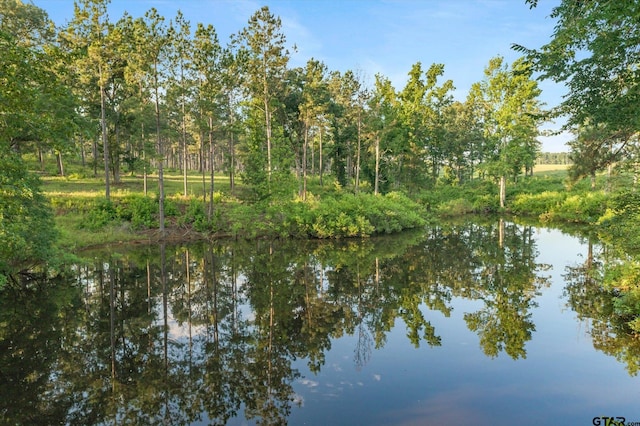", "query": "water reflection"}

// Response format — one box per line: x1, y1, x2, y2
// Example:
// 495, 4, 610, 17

563, 239, 640, 376
1, 221, 638, 424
